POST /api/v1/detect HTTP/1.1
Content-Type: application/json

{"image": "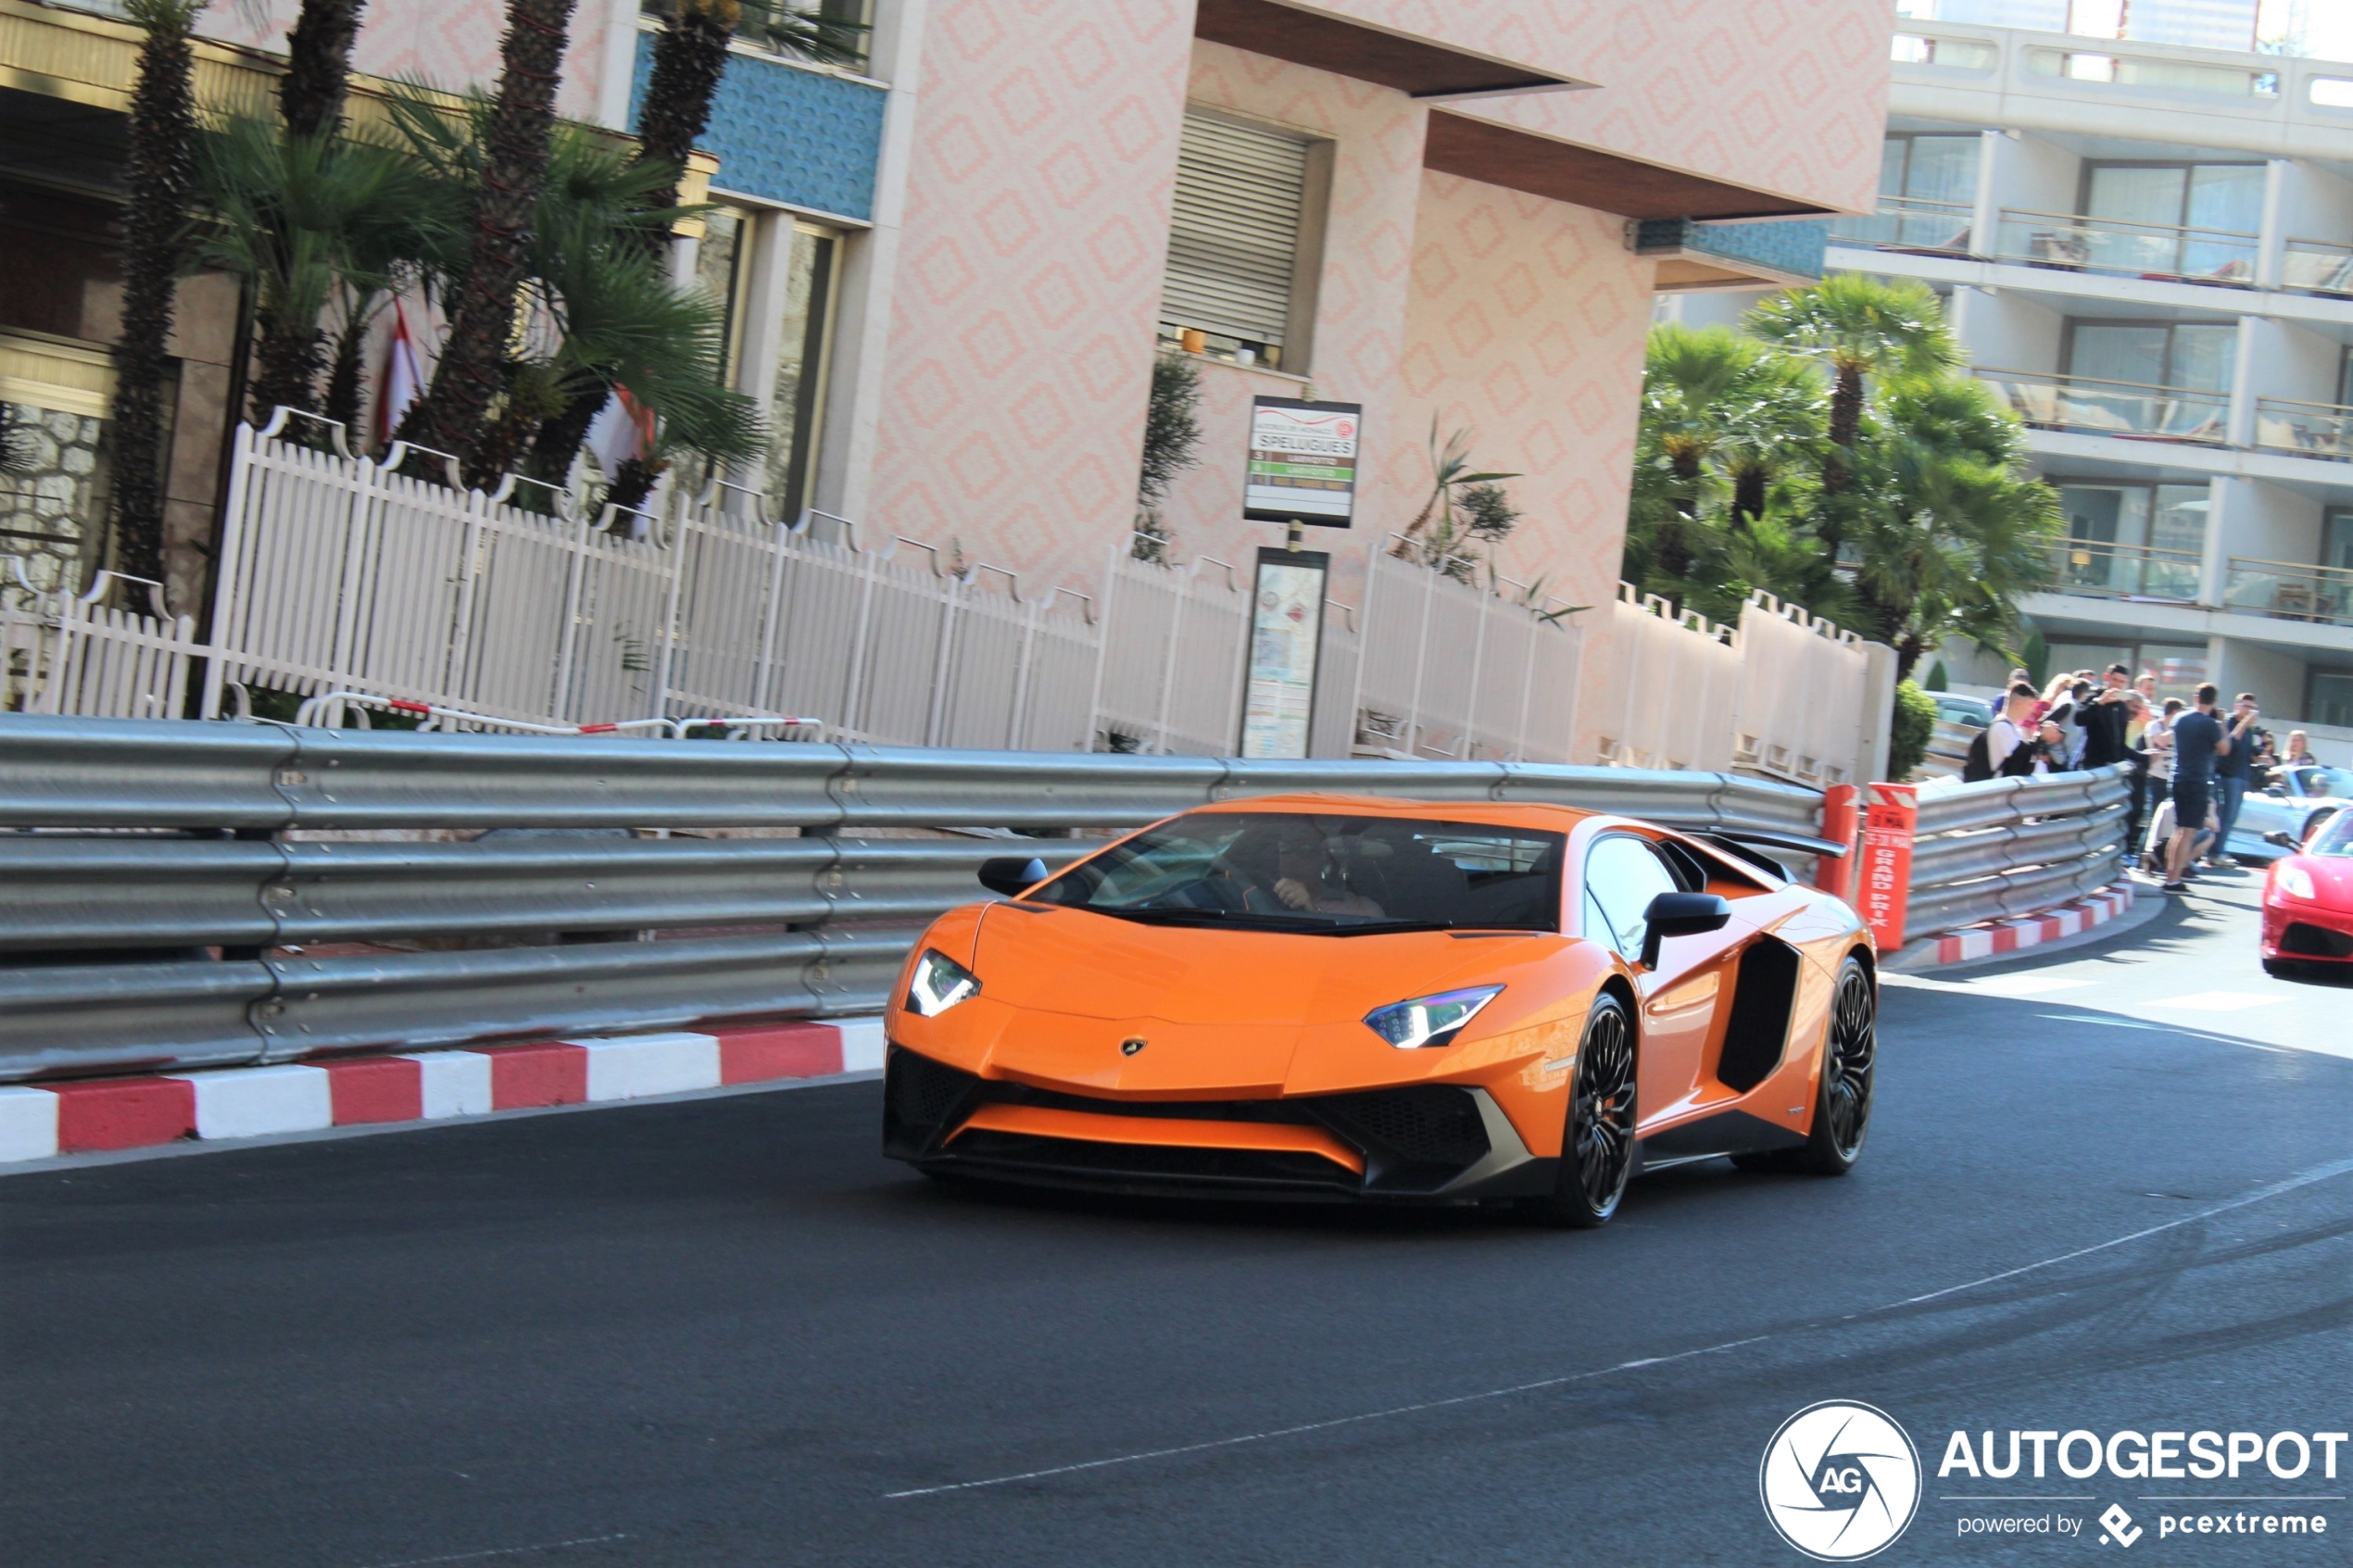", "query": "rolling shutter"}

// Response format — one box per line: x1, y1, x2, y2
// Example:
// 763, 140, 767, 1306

1161, 110, 1309, 351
